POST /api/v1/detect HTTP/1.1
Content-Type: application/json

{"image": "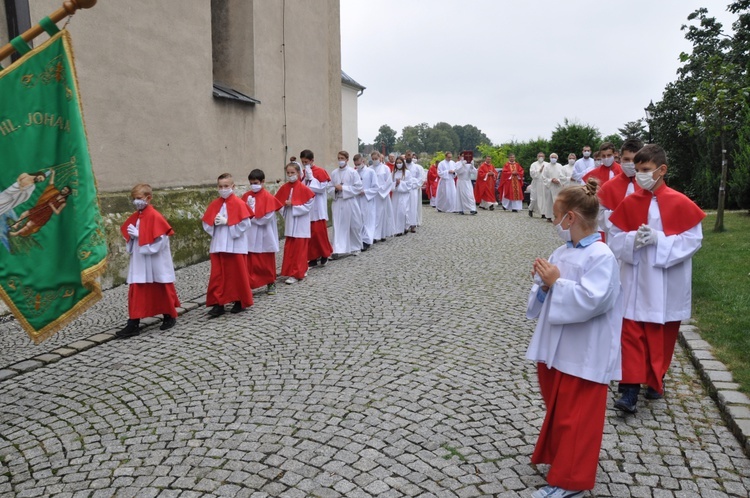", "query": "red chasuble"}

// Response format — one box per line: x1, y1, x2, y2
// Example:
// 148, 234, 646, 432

427, 165, 439, 199
201, 195, 253, 225
609, 183, 706, 236
597, 172, 640, 211
474, 162, 497, 203
583, 162, 622, 187
241, 189, 284, 218
275, 180, 315, 206
386, 162, 395, 173
498, 162, 524, 201
120, 204, 174, 245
